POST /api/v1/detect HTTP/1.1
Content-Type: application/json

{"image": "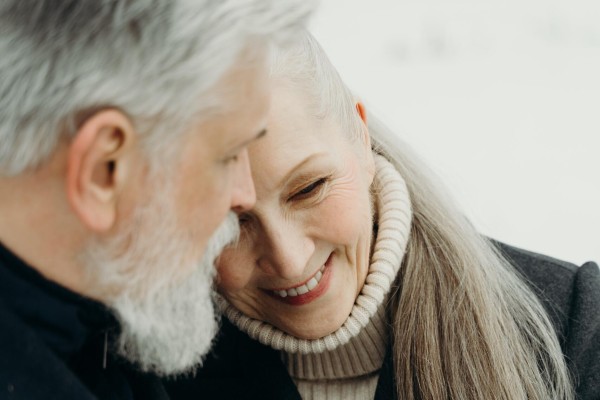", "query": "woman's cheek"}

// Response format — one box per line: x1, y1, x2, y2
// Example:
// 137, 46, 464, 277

216, 254, 254, 292
317, 190, 370, 240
